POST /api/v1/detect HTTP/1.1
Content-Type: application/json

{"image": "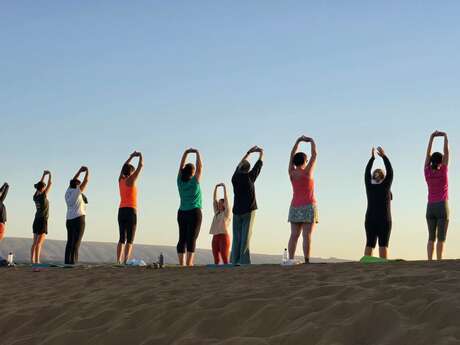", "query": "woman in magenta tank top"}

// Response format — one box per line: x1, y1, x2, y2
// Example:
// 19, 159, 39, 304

286, 136, 318, 264
424, 131, 450, 260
